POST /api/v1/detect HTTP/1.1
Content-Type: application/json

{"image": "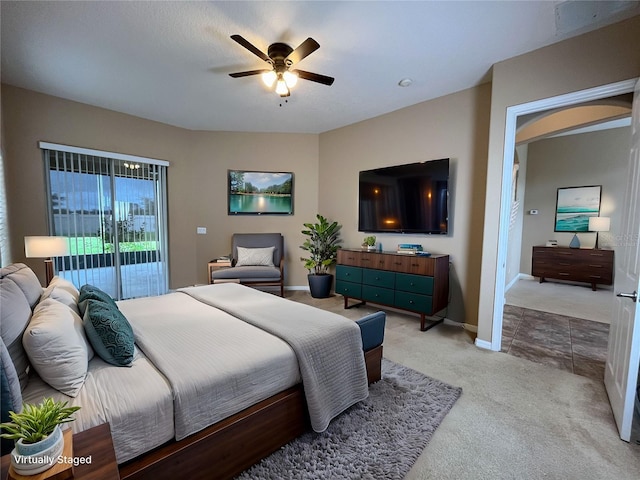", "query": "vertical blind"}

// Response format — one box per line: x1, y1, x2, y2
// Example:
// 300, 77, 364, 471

41, 142, 169, 300
0, 146, 10, 266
